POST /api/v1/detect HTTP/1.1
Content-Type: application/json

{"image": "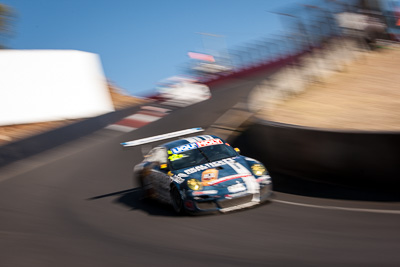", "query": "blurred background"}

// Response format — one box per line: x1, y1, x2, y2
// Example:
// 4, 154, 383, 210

3, 0, 396, 96
1, 0, 399, 141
